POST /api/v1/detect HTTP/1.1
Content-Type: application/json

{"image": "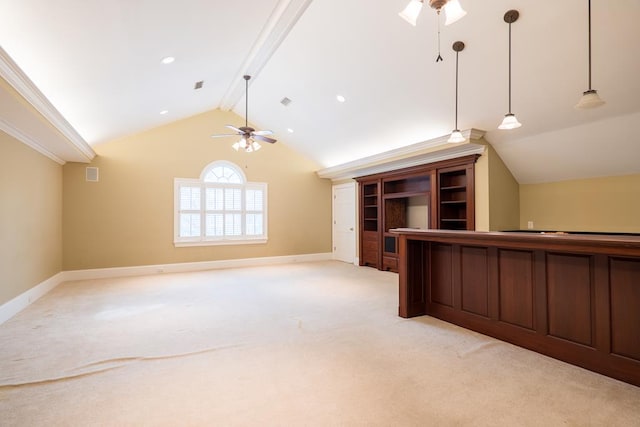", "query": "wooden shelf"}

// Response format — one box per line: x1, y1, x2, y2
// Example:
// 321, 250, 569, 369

357, 154, 478, 272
